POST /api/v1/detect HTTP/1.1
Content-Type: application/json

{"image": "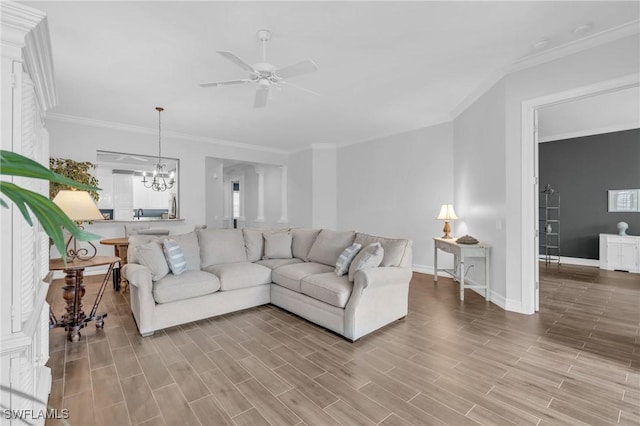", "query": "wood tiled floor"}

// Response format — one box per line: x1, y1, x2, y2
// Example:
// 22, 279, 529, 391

45, 264, 640, 426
